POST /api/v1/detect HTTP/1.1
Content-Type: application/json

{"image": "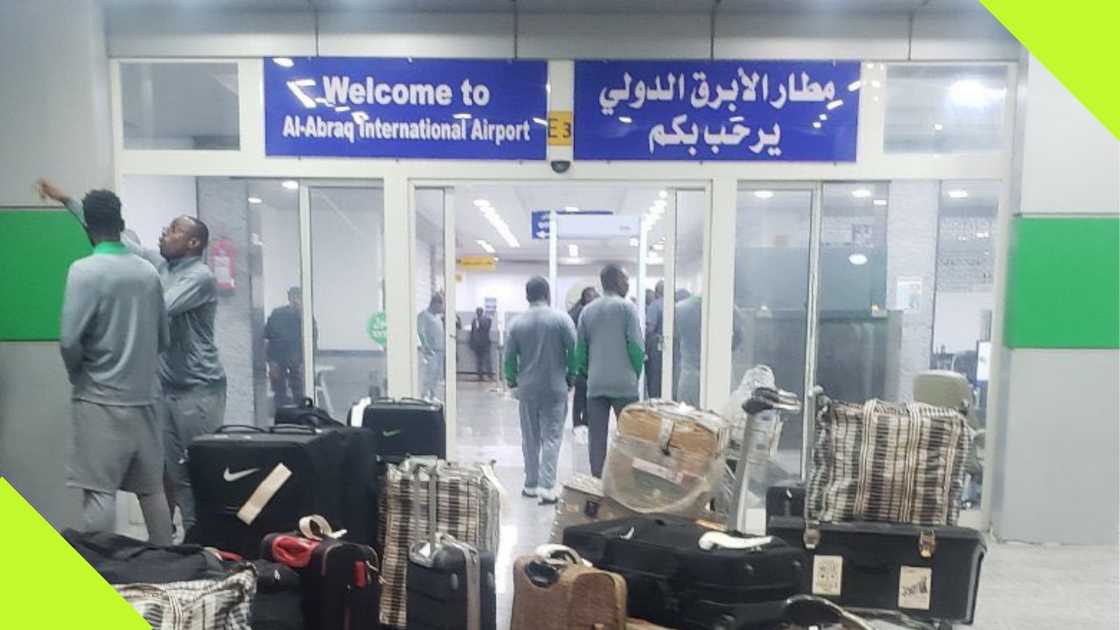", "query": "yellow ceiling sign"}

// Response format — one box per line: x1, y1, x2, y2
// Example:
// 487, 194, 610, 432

548, 110, 573, 146
457, 255, 498, 271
